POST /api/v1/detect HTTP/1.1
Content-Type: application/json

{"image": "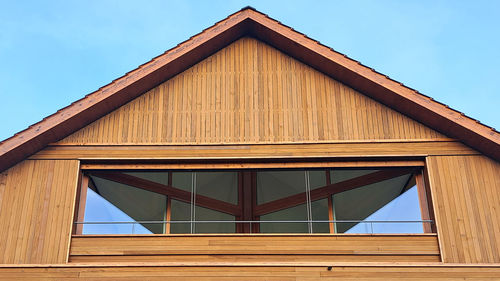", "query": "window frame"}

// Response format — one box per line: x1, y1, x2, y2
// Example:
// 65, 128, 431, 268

72, 159, 435, 235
